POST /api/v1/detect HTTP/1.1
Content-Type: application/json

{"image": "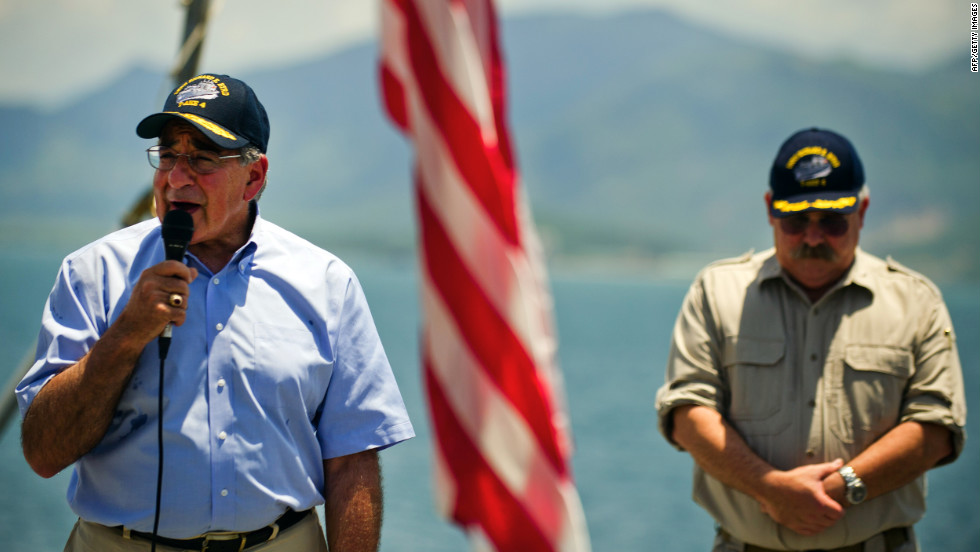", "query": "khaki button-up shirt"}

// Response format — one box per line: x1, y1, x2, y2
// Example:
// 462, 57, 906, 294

656, 248, 966, 550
